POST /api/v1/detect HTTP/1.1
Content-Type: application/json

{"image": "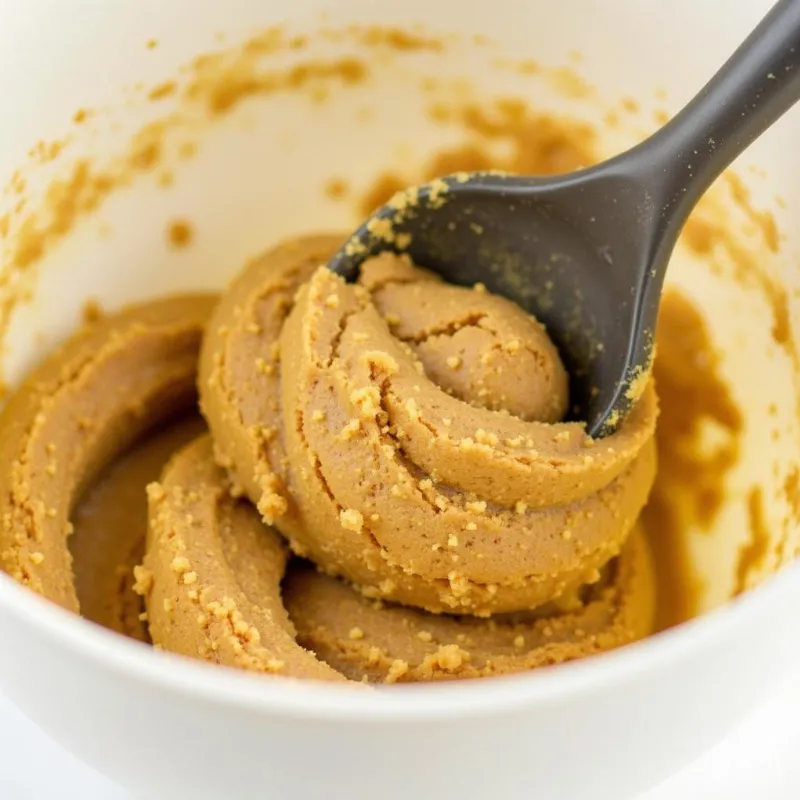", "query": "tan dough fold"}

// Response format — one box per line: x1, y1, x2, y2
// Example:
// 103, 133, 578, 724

285, 526, 655, 682
200, 235, 658, 615
141, 435, 347, 681
71, 415, 205, 641
141, 435, 654, 682
0, 295, 215, 611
